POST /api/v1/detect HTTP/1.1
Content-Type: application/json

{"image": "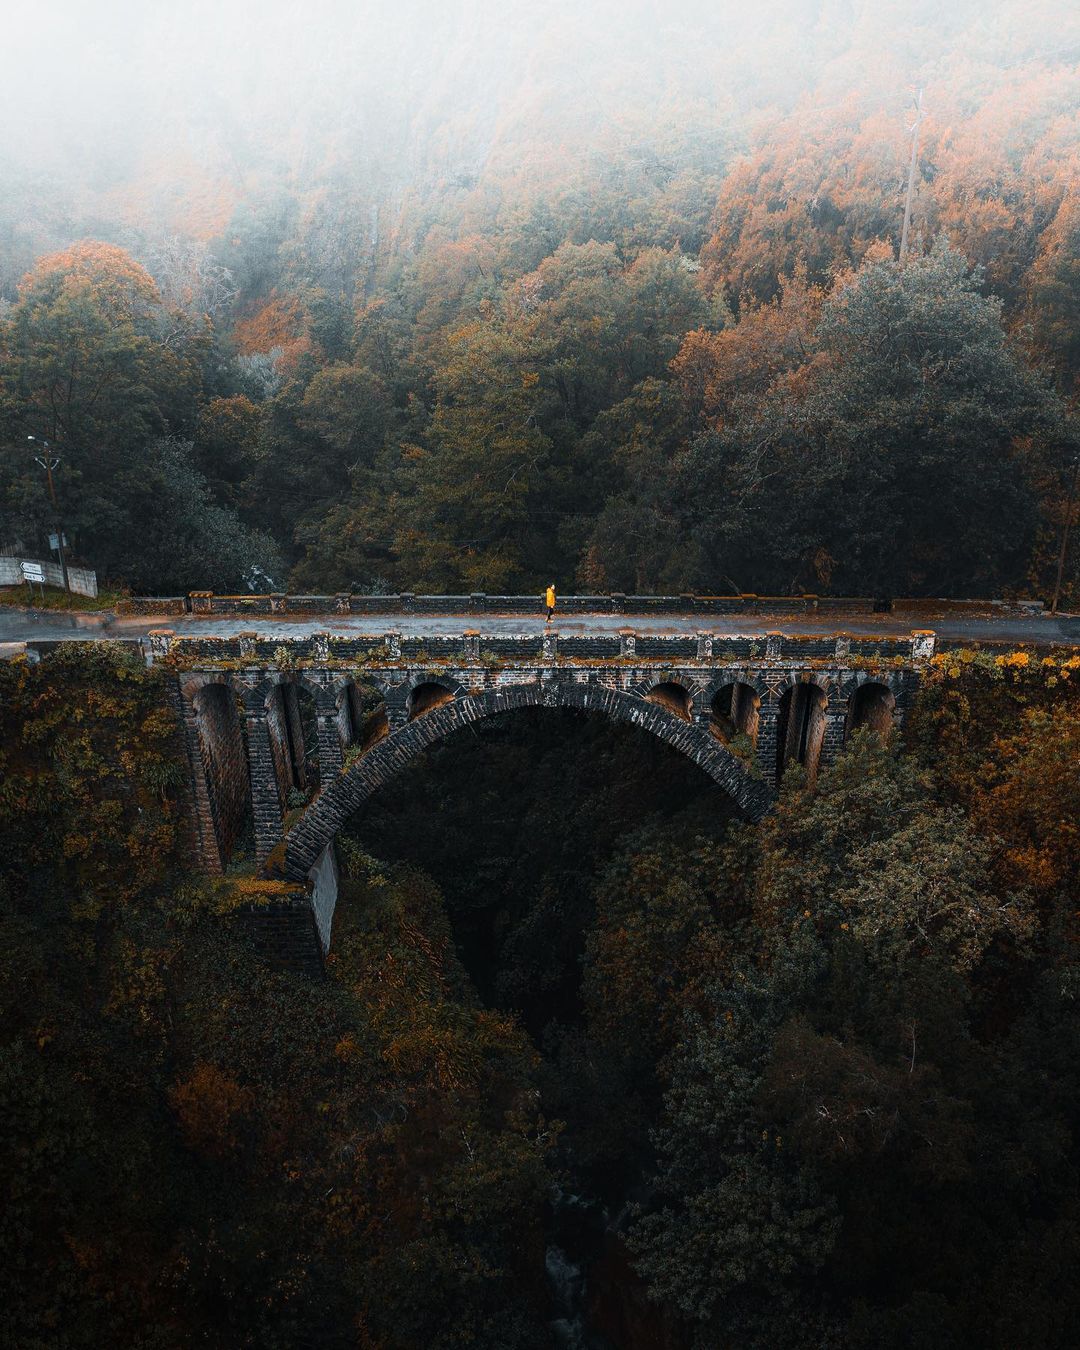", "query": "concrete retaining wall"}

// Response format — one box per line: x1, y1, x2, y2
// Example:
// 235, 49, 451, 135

0, 554, 97, 598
